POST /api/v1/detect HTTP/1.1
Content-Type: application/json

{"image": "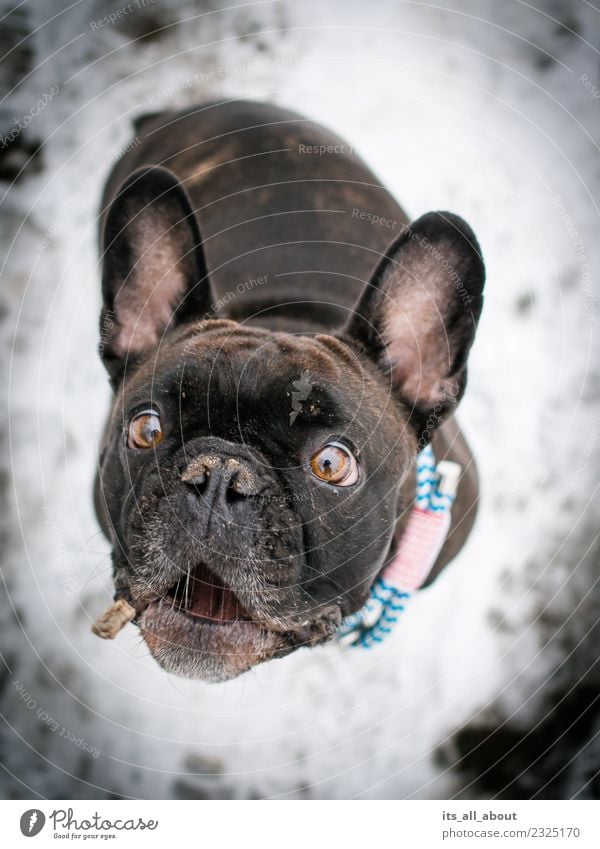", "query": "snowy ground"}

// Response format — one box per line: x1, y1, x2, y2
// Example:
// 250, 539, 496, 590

1, 0, 600, 799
